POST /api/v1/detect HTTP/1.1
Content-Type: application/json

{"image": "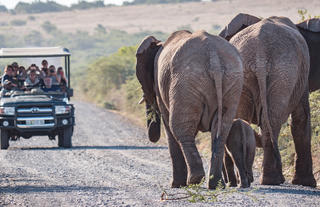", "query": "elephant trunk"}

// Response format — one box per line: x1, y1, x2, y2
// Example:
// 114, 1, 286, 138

146, 102, 161, 143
